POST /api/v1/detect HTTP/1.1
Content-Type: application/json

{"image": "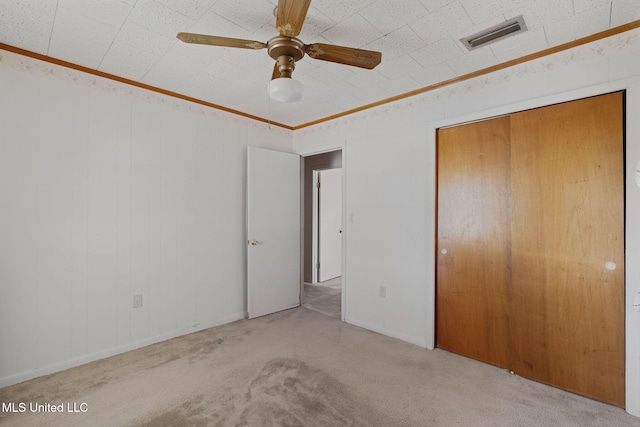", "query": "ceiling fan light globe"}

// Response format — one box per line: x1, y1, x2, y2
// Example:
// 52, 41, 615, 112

268, 77, 303, 103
